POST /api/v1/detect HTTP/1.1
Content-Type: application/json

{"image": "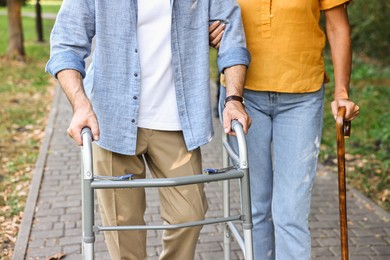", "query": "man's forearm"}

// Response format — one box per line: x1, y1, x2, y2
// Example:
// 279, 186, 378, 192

223, 65, 247, 97
56, 69, 99, 144
221, 64, 251, 134
57, 69, 91, 110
